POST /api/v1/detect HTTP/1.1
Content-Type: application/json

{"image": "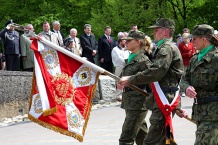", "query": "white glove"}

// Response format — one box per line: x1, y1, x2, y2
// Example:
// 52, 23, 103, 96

6, 24, 12, 30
